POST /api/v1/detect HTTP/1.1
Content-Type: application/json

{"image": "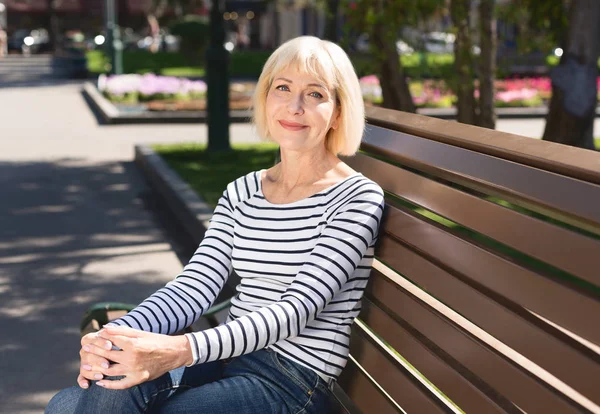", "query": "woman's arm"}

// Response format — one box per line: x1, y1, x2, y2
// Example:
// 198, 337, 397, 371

106, 190, 236, 334
185, 183, 384, 365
